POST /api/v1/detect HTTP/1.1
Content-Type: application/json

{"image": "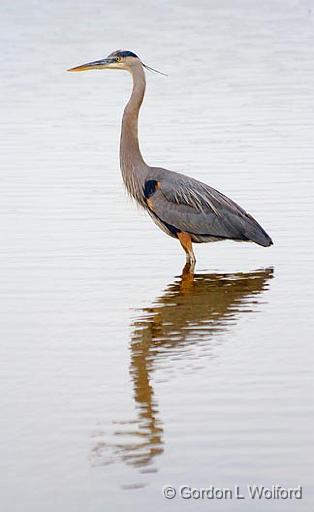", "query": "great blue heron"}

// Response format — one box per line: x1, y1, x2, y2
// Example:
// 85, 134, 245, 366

68, 50, 273, 267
